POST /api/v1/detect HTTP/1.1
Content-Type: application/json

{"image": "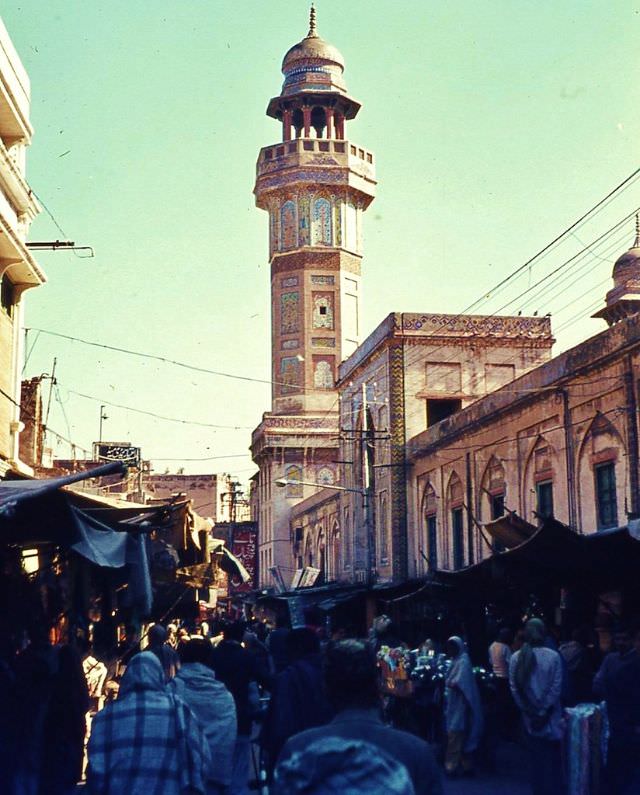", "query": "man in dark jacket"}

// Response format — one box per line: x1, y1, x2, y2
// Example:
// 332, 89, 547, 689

600, 626, 640, 795
276, 640, 442, 795
210, 621, 272, 795
262, 628, 332, 773
266, 615, 291, 673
